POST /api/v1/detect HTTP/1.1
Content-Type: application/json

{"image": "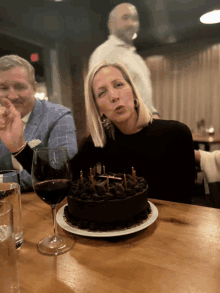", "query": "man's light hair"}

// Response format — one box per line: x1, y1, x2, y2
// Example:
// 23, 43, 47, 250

0, 55, 36, 87
85, 62, 153, 148
108, 3, 137, 34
